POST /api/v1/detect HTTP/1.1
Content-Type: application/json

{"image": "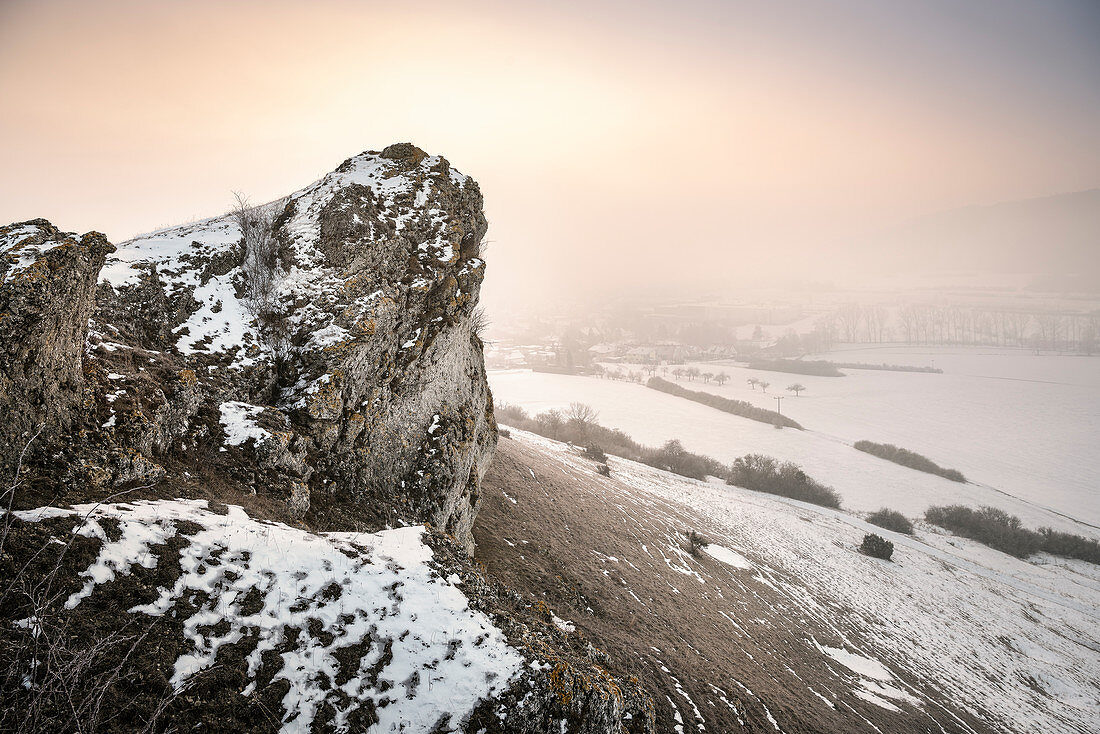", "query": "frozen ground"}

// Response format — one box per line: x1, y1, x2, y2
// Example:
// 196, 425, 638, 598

479, 430, 1100, 733
14, 500, 523, 733
489, 348, 1099, 534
